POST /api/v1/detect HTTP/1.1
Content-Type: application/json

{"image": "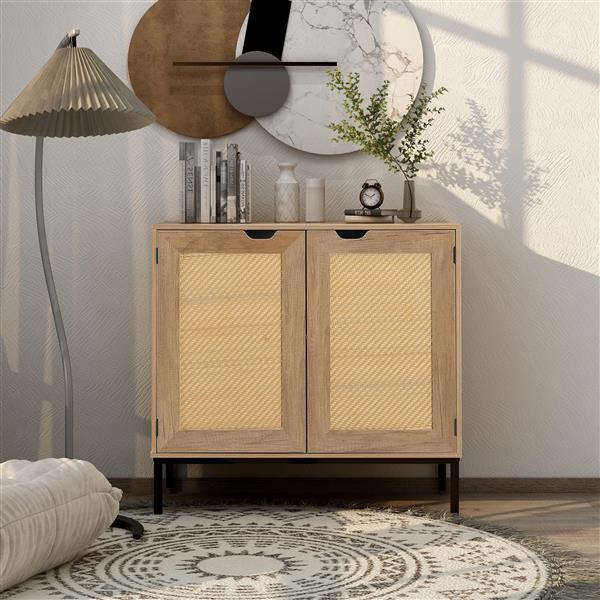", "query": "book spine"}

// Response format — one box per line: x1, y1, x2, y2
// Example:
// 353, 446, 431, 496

246, 162, 252, 223
219, 158, 228, 223
236, 151, 241, 218
239, 158, 247, 224
344, 208, 397, 216
200, 139, 211, 223
178, 142, 186, 223
194, 166, 201, 223
214, 151, 222, 223
184, 142, 196, 223
210, 156, 217, 223
226, 143, 238, 223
